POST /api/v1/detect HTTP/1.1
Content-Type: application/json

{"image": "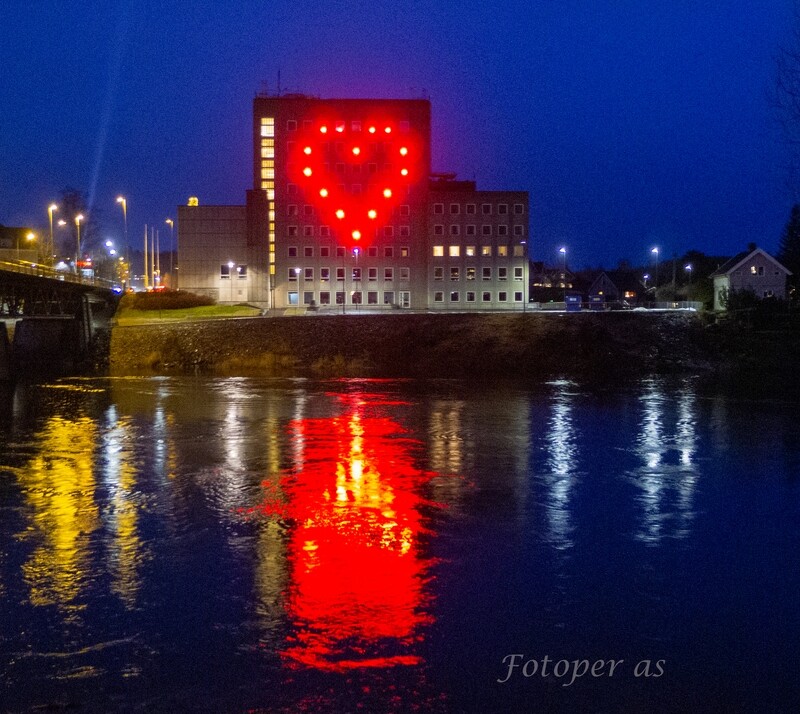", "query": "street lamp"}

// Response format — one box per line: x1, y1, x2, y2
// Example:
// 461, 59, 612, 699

116, 196, 128, 286
685, 263, 693, 298
228, 261, 235, 302
75, 214, 84, 274
651, 247, 659, 299
559, 246, 567, 303
165, 218, 174, 288
47, 204, 58, 266
18, 231, 35, 260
